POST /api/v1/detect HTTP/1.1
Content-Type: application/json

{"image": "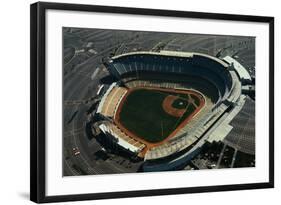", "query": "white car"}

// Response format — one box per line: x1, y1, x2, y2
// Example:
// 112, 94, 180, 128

72, 147, 80, 156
